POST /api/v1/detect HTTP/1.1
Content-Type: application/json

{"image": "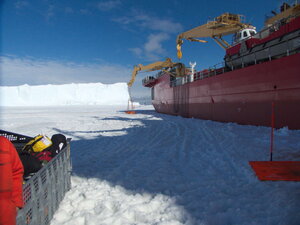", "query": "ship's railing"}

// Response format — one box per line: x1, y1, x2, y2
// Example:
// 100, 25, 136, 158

194, 62, 225, 80
260, 10, 300, 41
228, 31, 300, 70
157, 15, 300, 88
232, 10, 300, 46
265, 1, 299, 22
170, 62, 226, 87
170, 13, 300, 87
142, 76, 156, 85
170, 41, 300, 87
